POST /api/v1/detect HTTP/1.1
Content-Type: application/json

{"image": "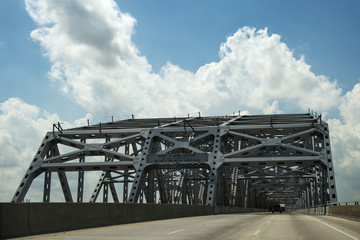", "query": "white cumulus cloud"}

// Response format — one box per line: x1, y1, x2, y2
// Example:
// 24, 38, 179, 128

0, 98, 99, 202
0, 98, 61, 201
328, 83, 360, 201
25, 0, 342, 117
